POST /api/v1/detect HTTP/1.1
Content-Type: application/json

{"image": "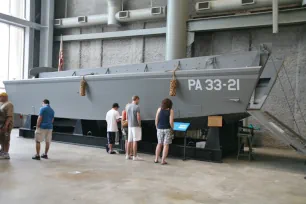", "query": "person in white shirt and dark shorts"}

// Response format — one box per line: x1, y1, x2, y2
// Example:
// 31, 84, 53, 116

105, 103, 120, 154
